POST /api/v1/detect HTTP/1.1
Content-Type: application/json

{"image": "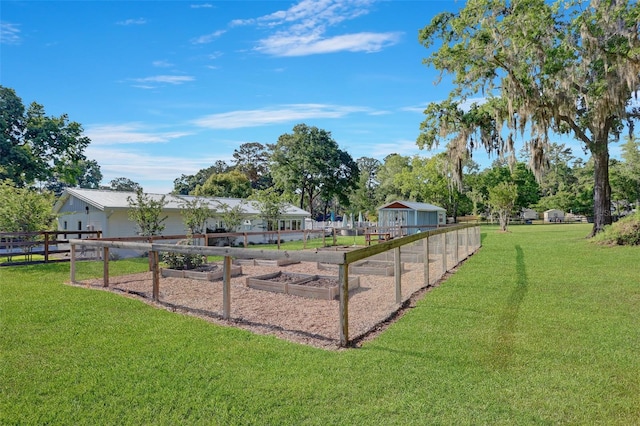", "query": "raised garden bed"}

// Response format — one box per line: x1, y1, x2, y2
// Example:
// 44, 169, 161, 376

161, 264, 243, 281
234, 258, 300, 267
316, 262, 340, 271
246, 271, 360, 300
350, 260, 405, 276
